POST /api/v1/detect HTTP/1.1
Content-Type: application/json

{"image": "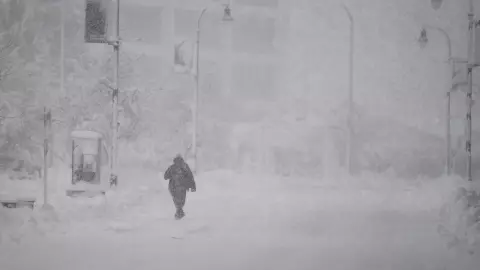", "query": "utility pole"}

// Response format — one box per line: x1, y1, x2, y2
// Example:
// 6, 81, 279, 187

84, 0, 118, 185
466, 0, 475, 182
110, 0, 120, 186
